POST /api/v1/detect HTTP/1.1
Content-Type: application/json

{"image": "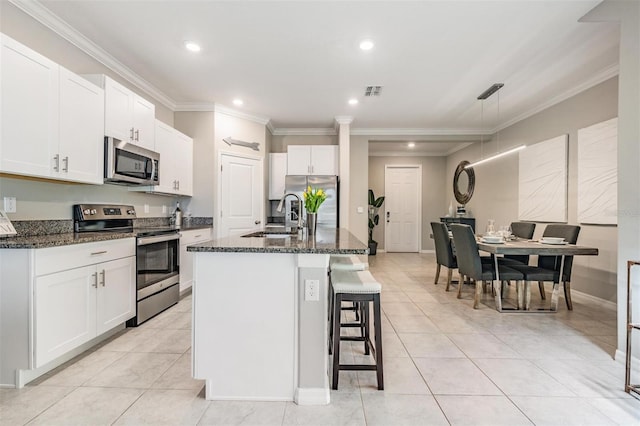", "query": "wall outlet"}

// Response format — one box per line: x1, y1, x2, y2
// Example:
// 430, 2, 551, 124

357, 206, 364, 213
304, 279, 320, 302
3, 197, 16, 213
144, 204, 149, 214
